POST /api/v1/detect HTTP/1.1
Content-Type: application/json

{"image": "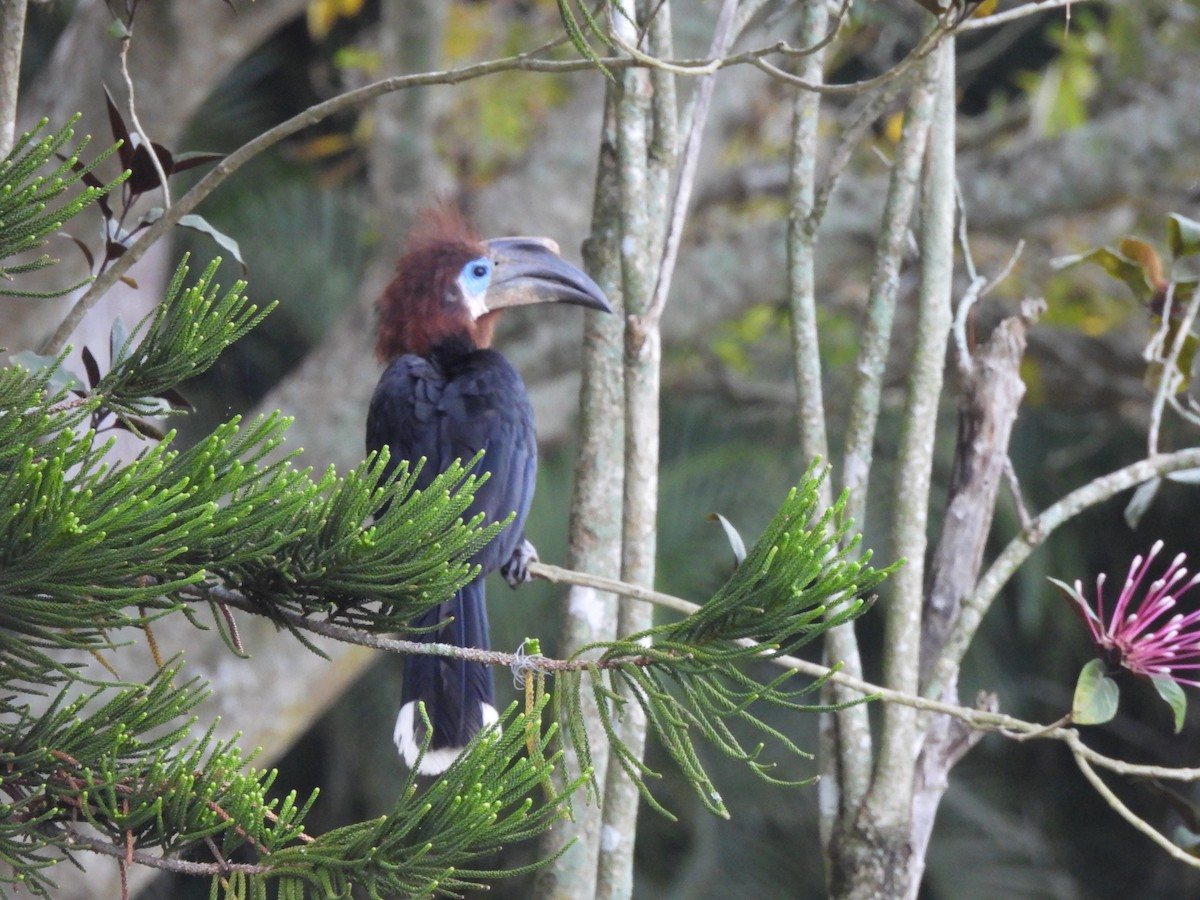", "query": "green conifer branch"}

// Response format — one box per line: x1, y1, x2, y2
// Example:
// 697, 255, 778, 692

558, 465, 900, 818
0, 116, 904, 895
0, 116, 125, 296
97, 256, 276, 417
0, 669, 579, 899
